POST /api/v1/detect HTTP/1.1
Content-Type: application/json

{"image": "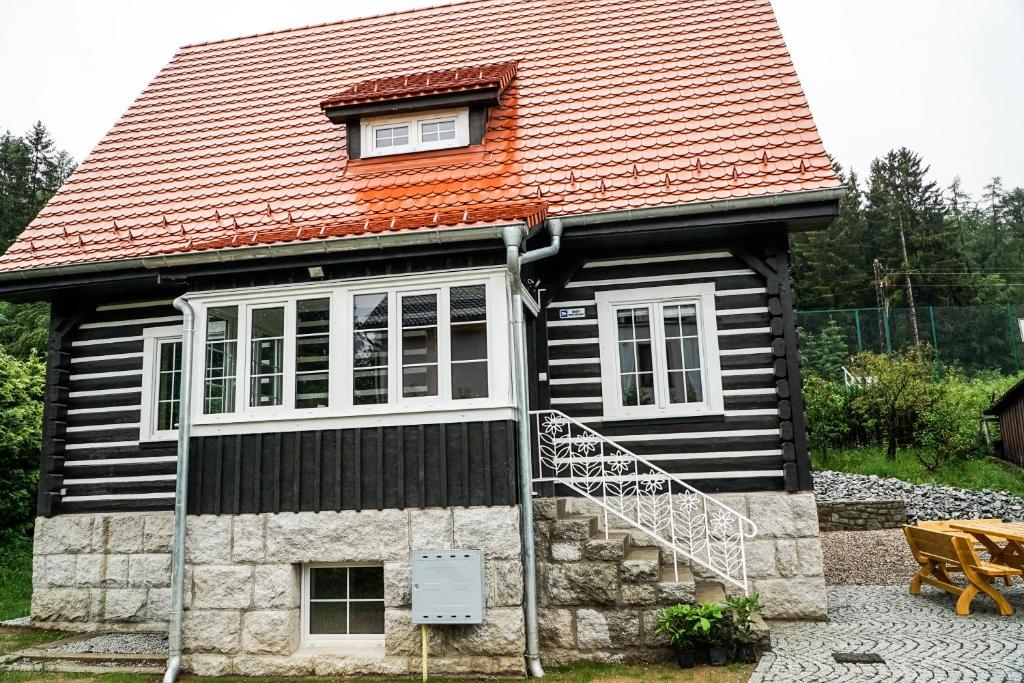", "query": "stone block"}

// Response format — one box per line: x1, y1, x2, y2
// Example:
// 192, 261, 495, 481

447, 608, 525, 656
232, 515, 266, 563
452, 506, 520, 559
43, 554, 77, 587
620, 556, 660, 583
656, 578, 696, 605
712, 493, 750, 518
551, 517, 594, 541
538, 607, 575, 649
775, 539, 799, 578
532, 498, 561, 521
550, 542, 583, 562
104, 588, 148, 621
545, 563, 618, 606
746, 539, 778, 579
620, 583, 657, 605
147, 587, 171, 621
748, 492, 819, 539
486, 559, 523, 607
32, 587, 91, 622
34, 515, 95, 554
242, 610, 299, 655
73, 555, 104, 587
384, 561, 411, 608
410, 508, 453, 549
253, 564, 299, 609
797, 537, 825, 577
237, 654, 315, 677
584, 537, 626, 561
183, 609, 241, 654
384, 608, 445, 656
193, 565, 254, 609
186, 654, 235, 677
186, 516, 232, 564
107, 515, 145, 553
313, 654, 407, 678
576, 608, 641, 650
753, 575, 827, 620
128, 554, 172, 588
142, 514, 175, 553
640, 609, 671, 648
266, 510, 409, 563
